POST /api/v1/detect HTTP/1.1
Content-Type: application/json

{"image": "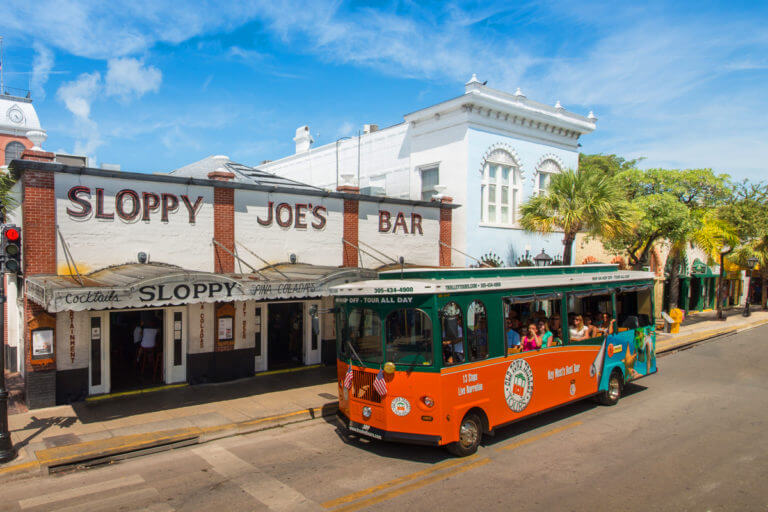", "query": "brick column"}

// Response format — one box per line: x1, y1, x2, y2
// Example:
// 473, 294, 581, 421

21, 161, 58, 408
213, 185, 235, 273
439, 197, 453, 267
338, 186, 359, 267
